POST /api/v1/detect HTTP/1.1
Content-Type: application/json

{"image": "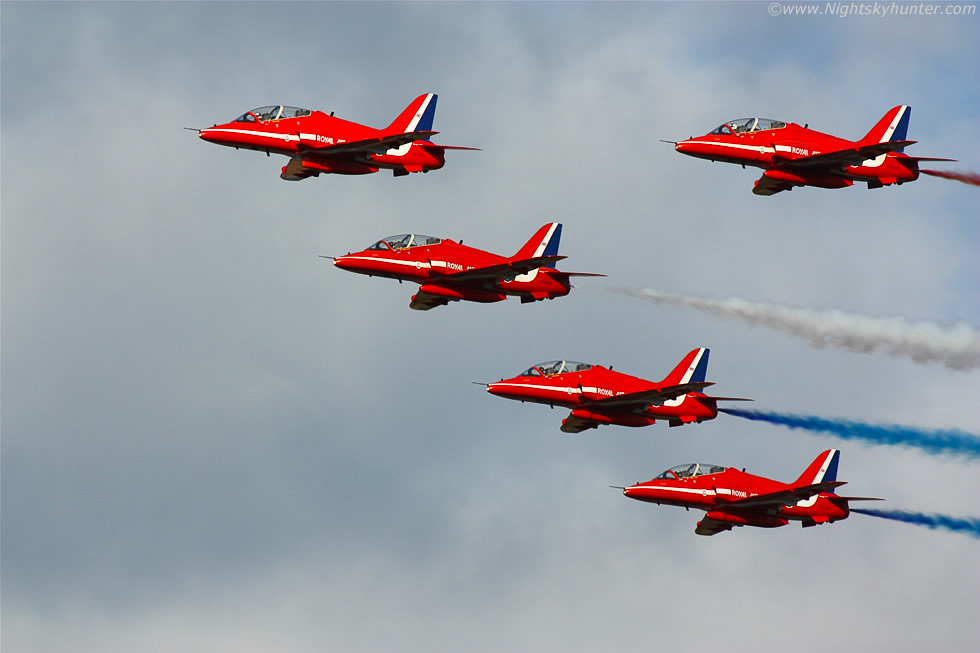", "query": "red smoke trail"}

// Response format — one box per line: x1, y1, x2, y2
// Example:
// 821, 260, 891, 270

921, 169, 980, 186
